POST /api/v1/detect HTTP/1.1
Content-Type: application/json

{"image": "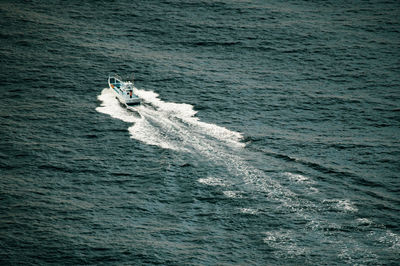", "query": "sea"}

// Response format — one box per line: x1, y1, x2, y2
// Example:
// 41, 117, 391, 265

1, 0, 399, 265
